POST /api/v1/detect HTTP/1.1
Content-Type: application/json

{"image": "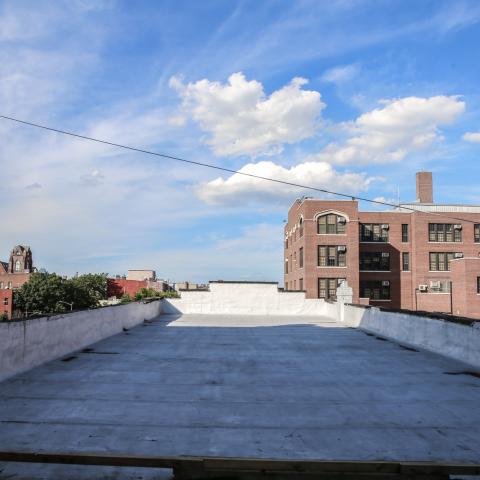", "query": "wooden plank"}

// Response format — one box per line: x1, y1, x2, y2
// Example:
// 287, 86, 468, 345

0, 451, 479, 476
